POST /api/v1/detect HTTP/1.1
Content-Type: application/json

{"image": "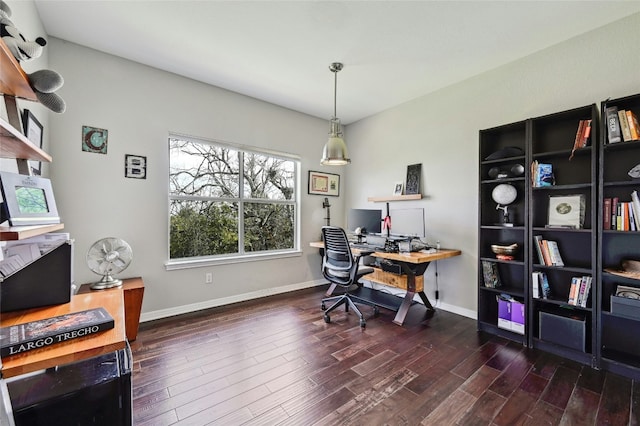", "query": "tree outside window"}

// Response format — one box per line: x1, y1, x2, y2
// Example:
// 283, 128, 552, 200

169, 136, 297, 259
